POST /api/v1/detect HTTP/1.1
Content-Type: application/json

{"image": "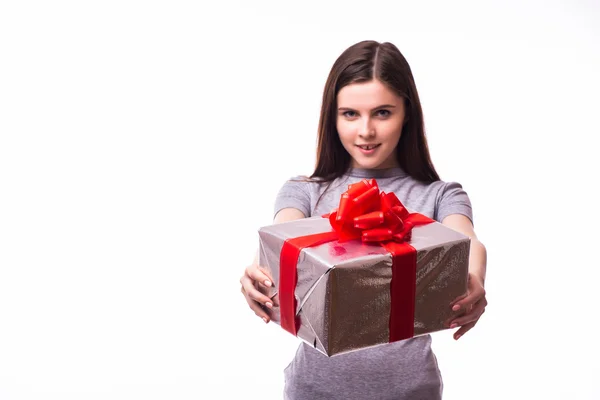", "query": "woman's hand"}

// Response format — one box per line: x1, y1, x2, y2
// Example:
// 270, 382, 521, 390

241, 208, 304, 323
240, 262, 277, 323
448, 272, 487, 340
